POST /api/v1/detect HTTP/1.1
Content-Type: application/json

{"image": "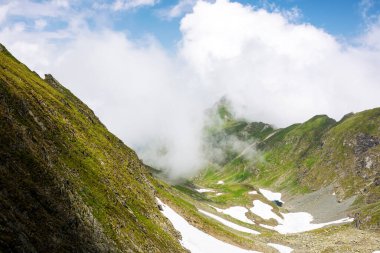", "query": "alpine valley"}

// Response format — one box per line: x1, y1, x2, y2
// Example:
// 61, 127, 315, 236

1, 44, 379, 253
